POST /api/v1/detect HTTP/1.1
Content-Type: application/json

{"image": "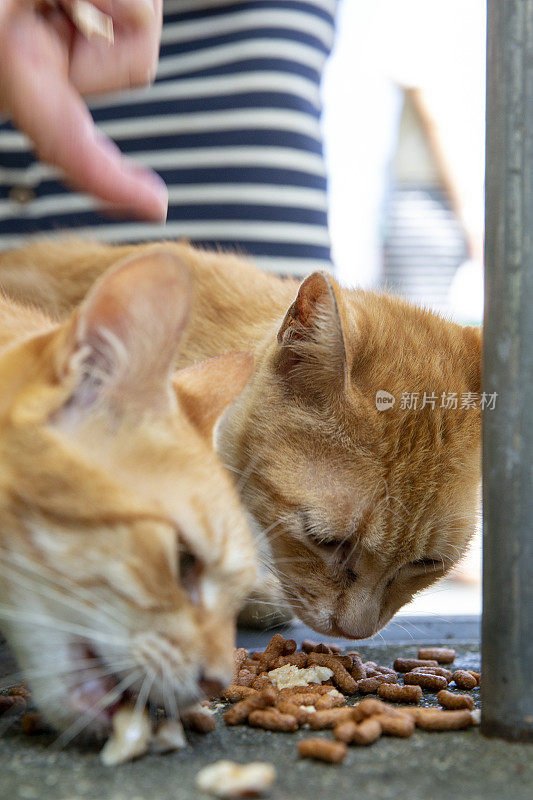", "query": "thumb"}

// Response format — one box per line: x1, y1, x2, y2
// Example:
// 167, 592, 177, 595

61, 0, 157, 30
